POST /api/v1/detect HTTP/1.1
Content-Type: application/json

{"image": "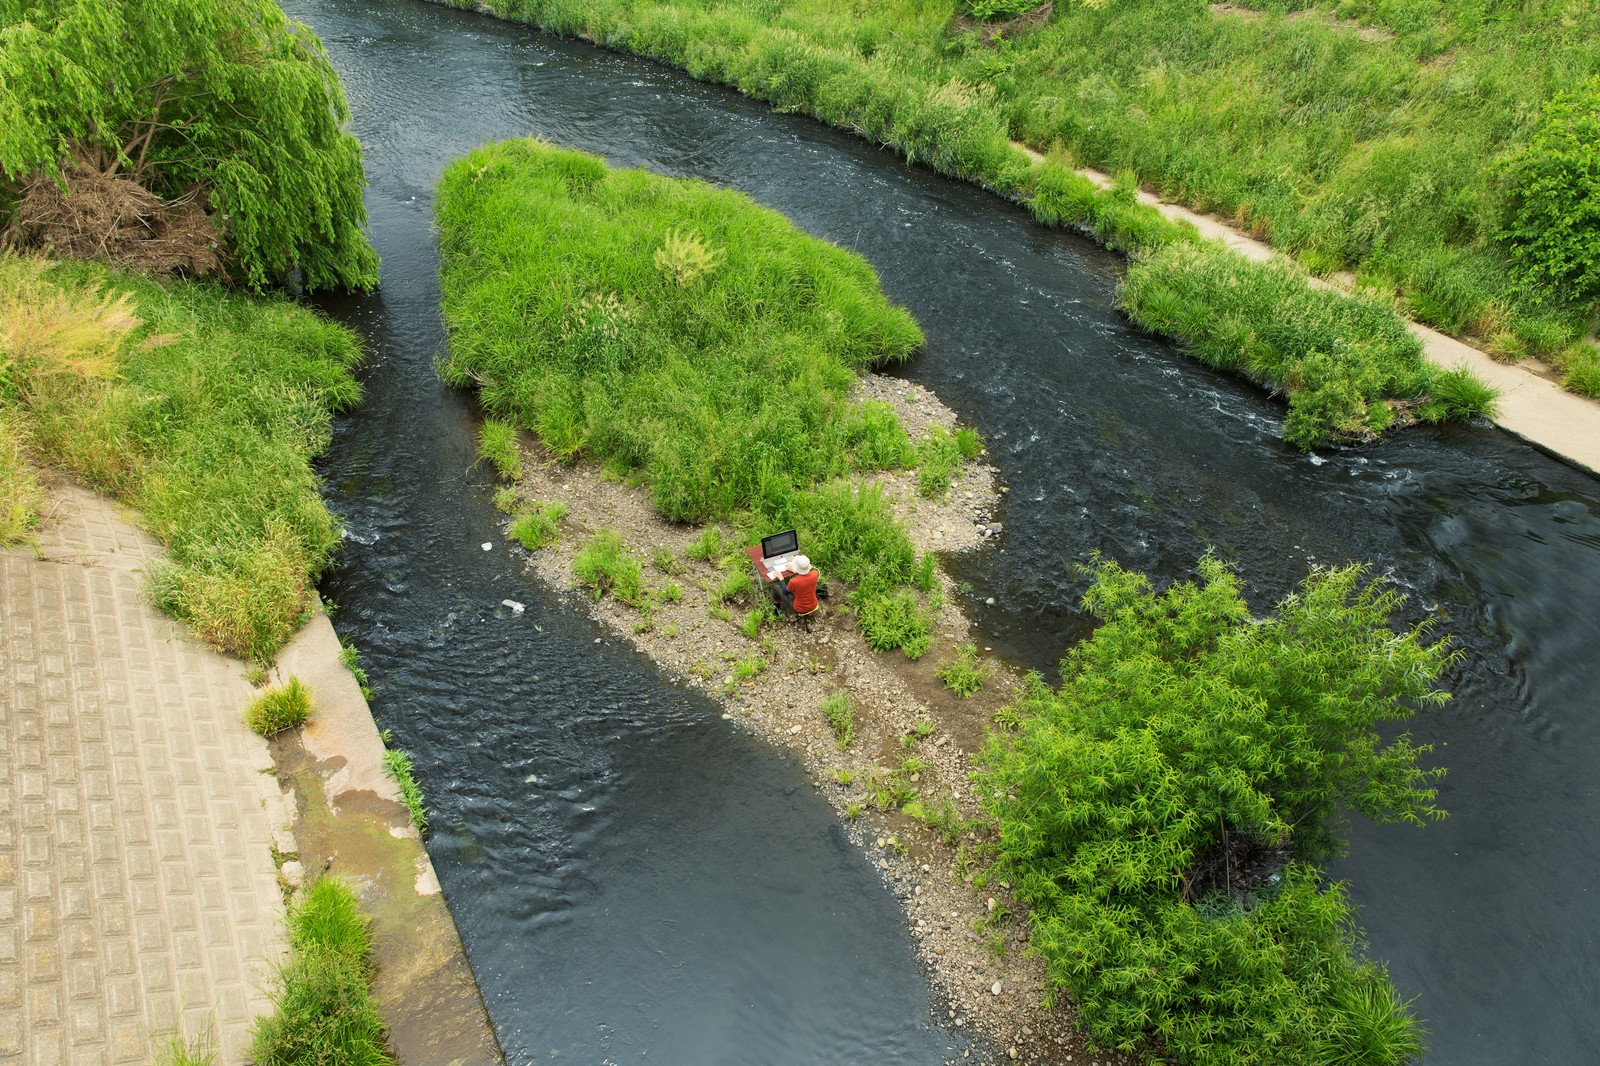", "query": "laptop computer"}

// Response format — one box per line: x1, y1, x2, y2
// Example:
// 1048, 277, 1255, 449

760, 529, 799, 576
